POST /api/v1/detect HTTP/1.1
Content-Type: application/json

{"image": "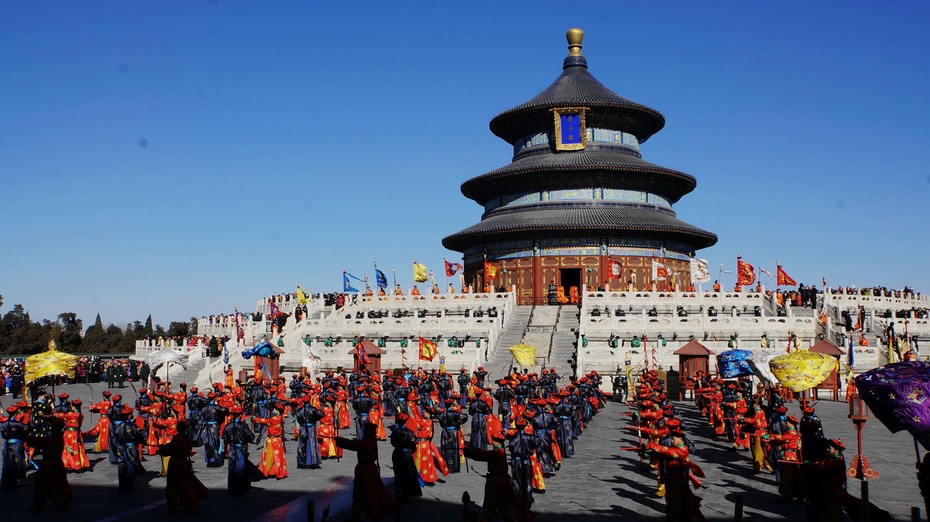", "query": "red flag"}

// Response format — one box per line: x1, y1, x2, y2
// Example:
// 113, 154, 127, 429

484, 261, 498, 278
269, 299, 284, 319
776, 265, 797, 287
736, 257, 755, 287
609, 260, 623, 278
445, 260, 463, 277
418, 337, 437, 361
